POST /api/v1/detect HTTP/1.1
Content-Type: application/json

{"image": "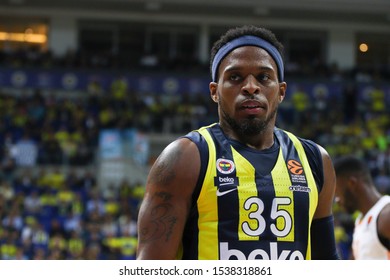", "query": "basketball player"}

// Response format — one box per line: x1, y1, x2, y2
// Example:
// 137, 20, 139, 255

137, 25, 339, 260
334, 155, 390, 259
